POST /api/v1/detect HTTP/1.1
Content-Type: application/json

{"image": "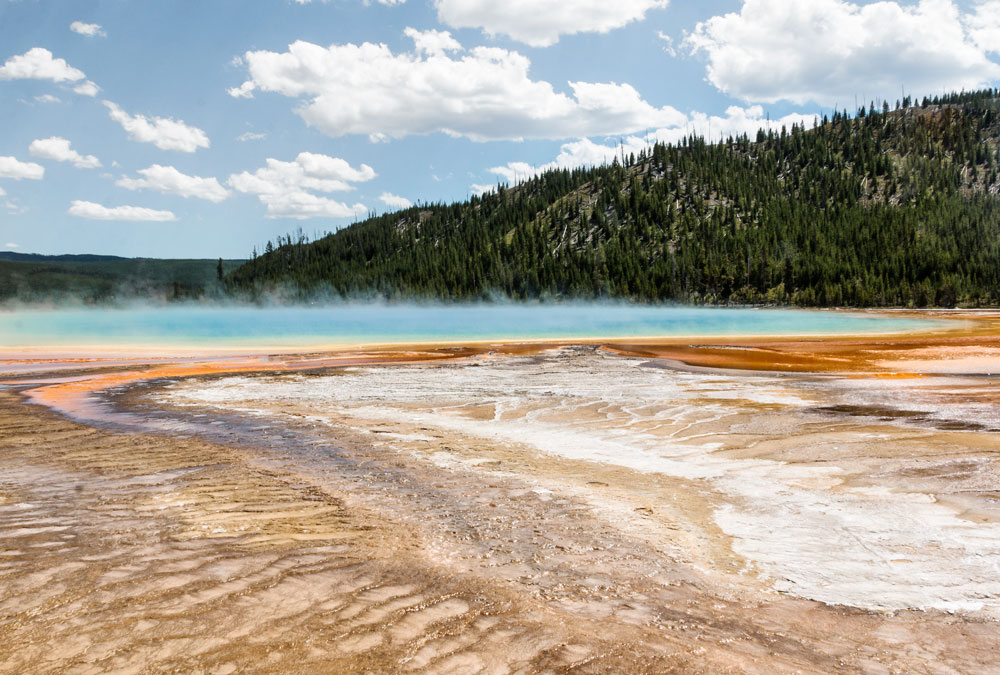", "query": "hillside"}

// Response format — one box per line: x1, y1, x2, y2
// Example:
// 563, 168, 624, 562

232, 90, 1000, 307
0, 255, 245, 305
